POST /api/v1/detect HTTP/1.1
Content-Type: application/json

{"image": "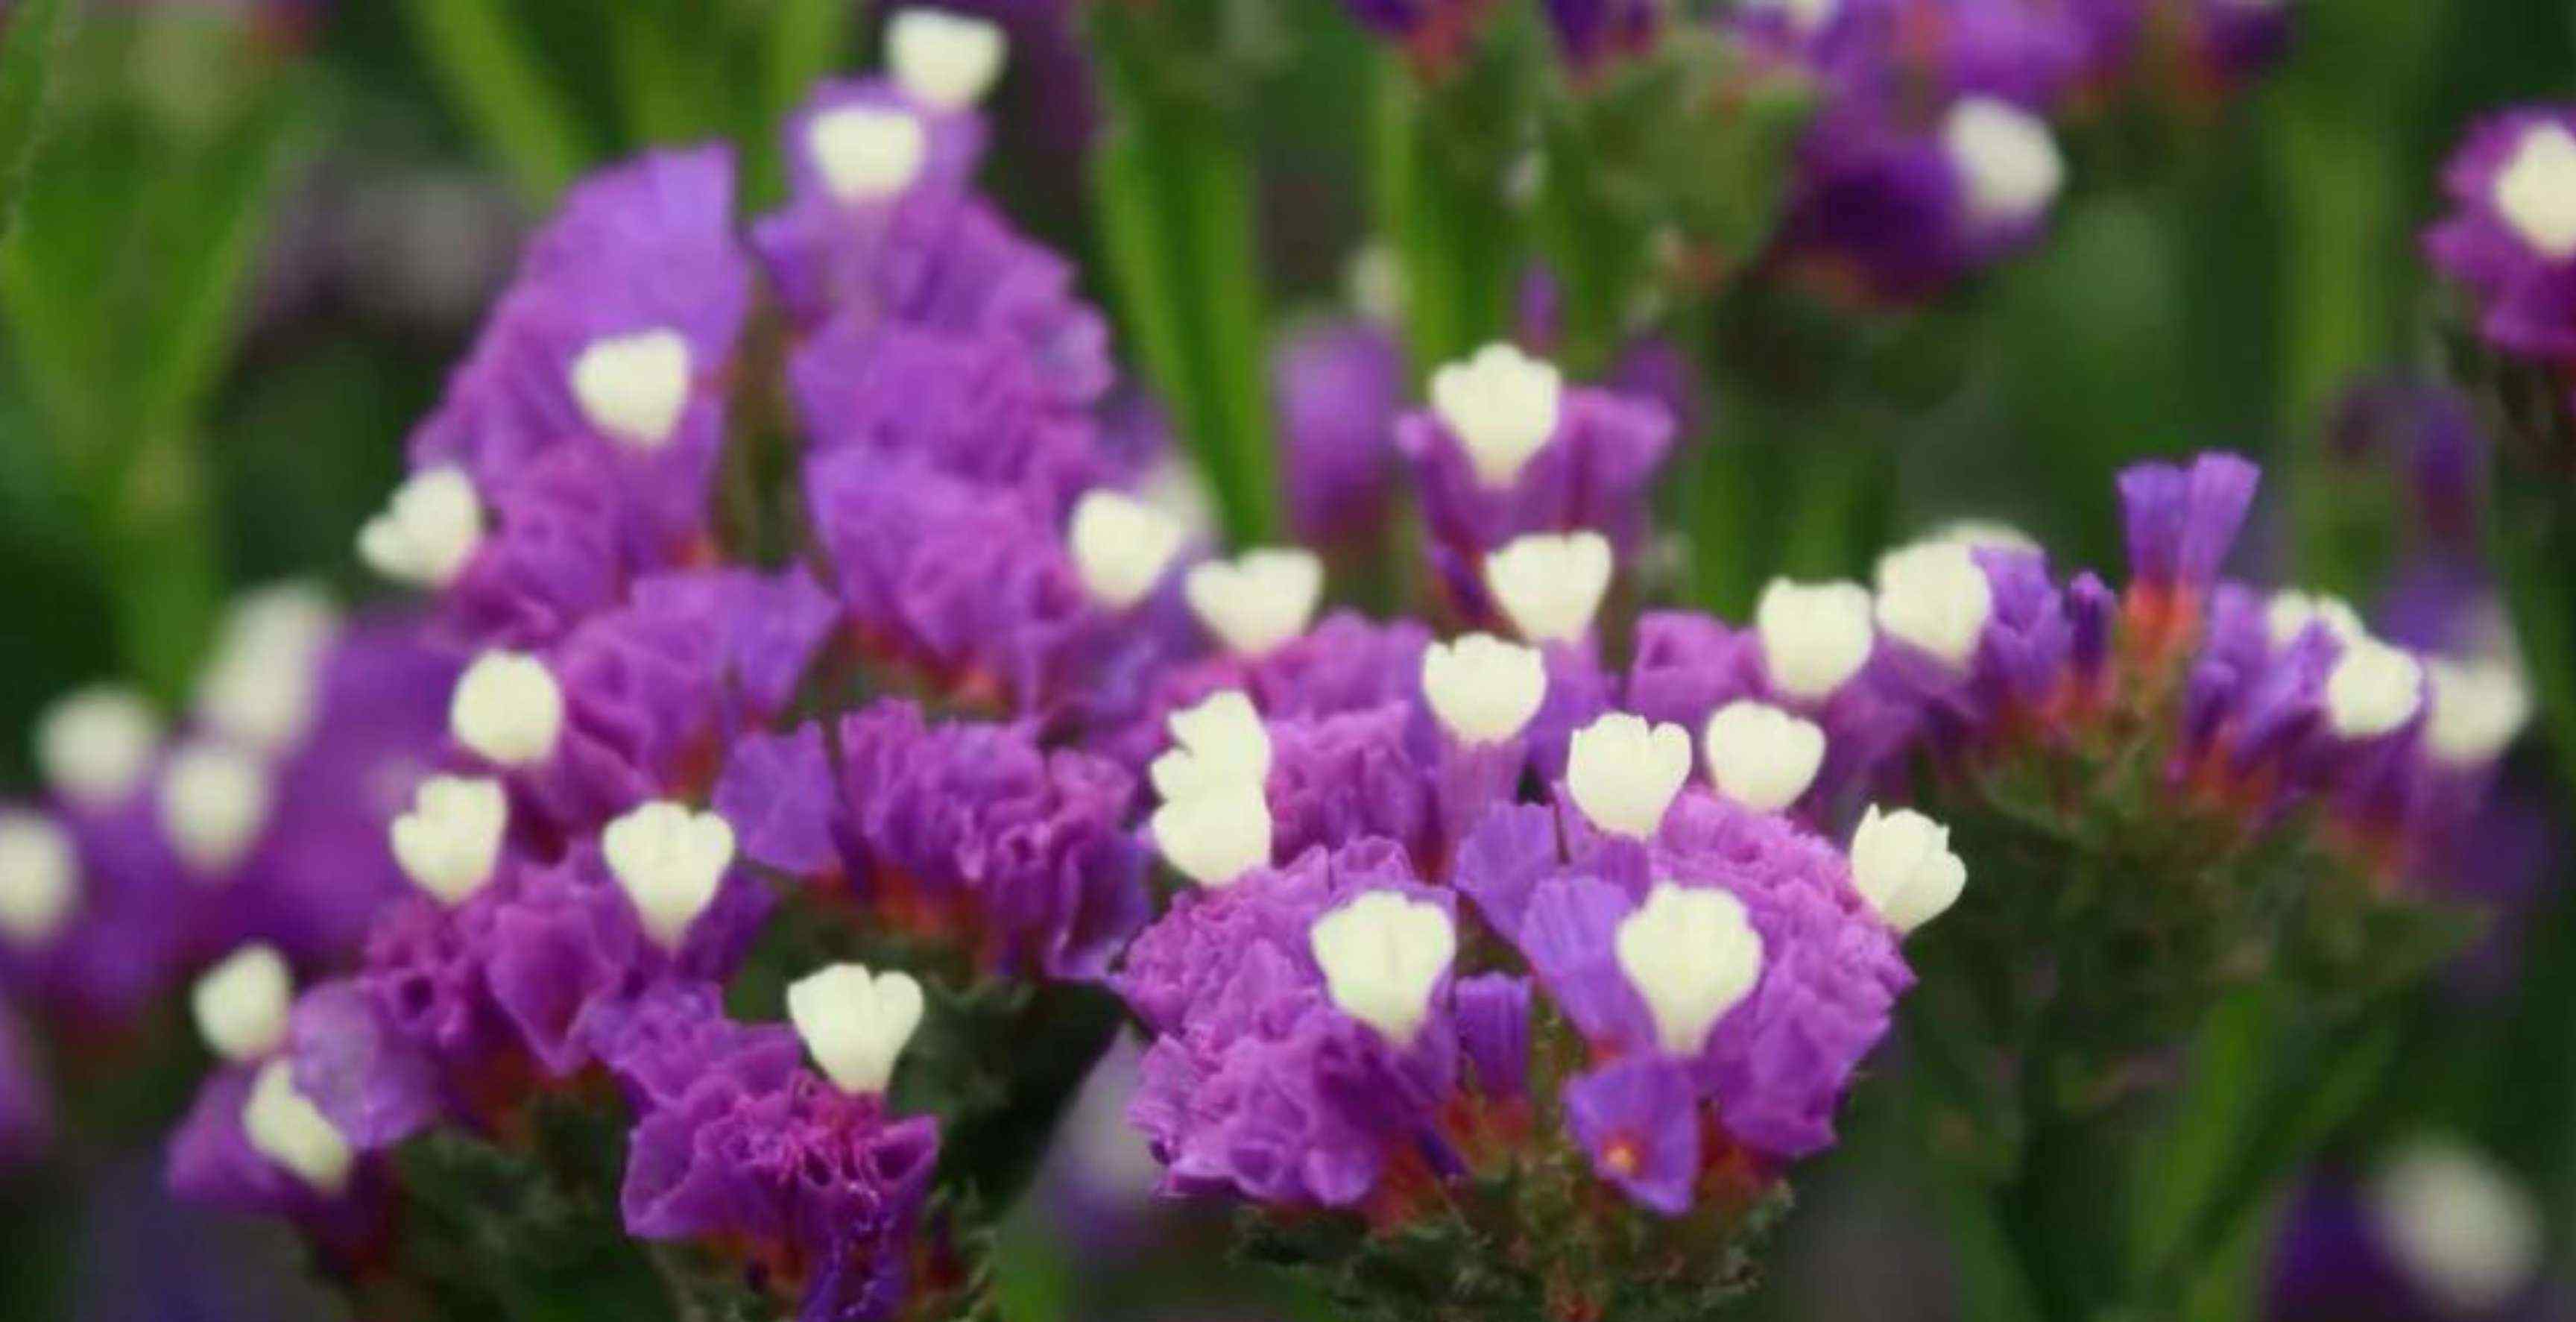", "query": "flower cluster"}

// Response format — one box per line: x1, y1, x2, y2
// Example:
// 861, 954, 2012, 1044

2428, 106, 2576, 397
